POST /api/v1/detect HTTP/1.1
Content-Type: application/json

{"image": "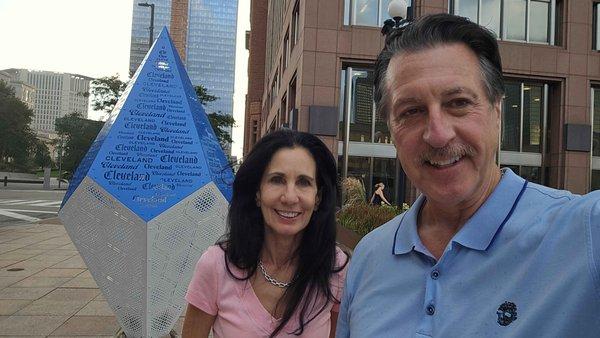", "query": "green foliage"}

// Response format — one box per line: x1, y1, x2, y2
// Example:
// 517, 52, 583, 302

341, 177, 367, 206
0, 80, 39, 171
195, 84, 218, 105
194, 84, 235, 148
338, 177, 407, 237
89, 75, 127, 115
337, 204, 404, 237
55, 112, 104, 178
207, 112, 235, 147
31, 139, 52, 169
